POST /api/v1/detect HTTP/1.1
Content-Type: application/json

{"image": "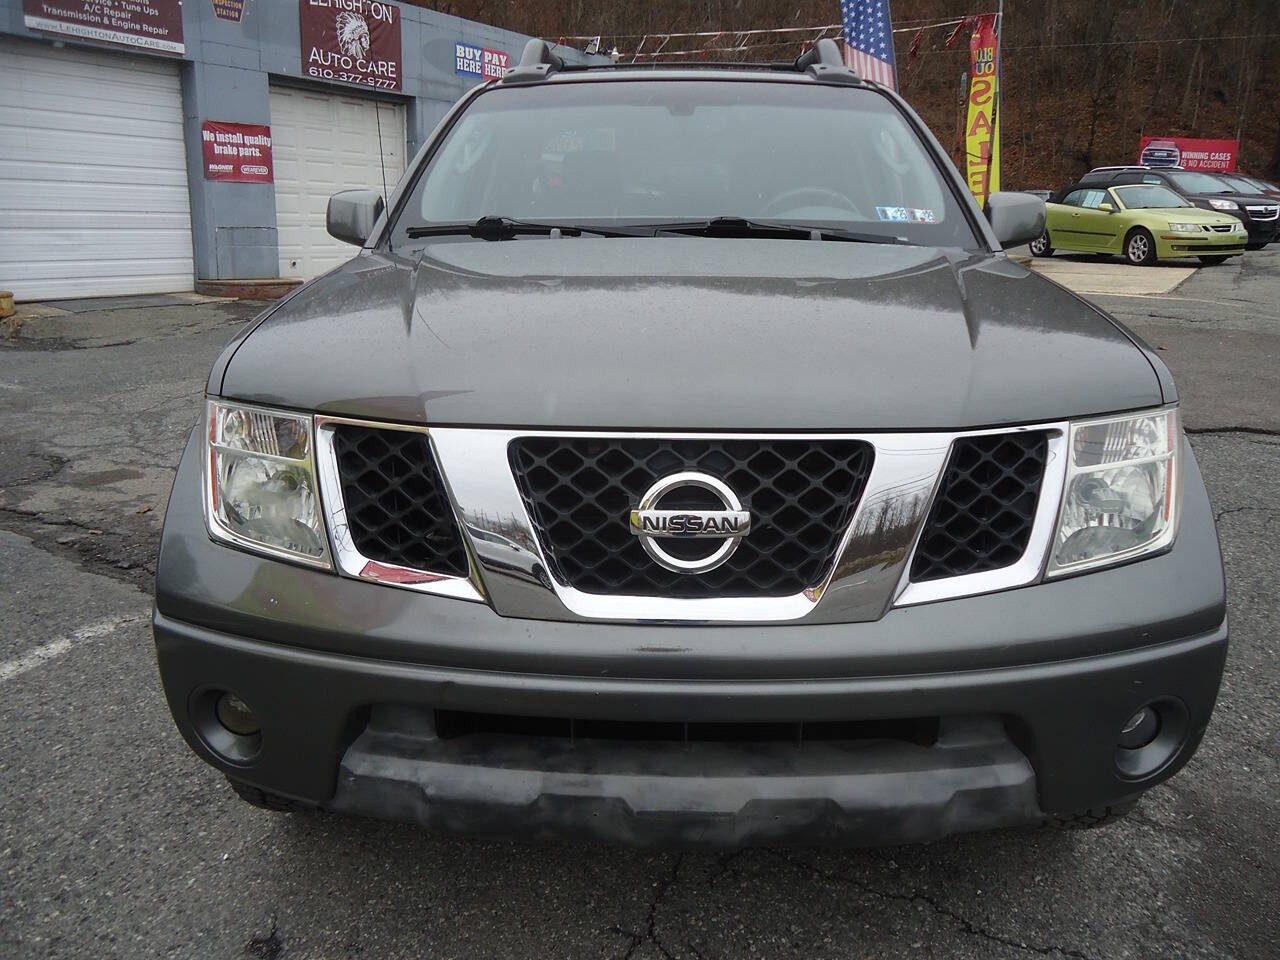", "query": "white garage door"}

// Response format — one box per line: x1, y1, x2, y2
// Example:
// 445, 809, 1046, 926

270, 85, 406, 279
0, 37, 193, 301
